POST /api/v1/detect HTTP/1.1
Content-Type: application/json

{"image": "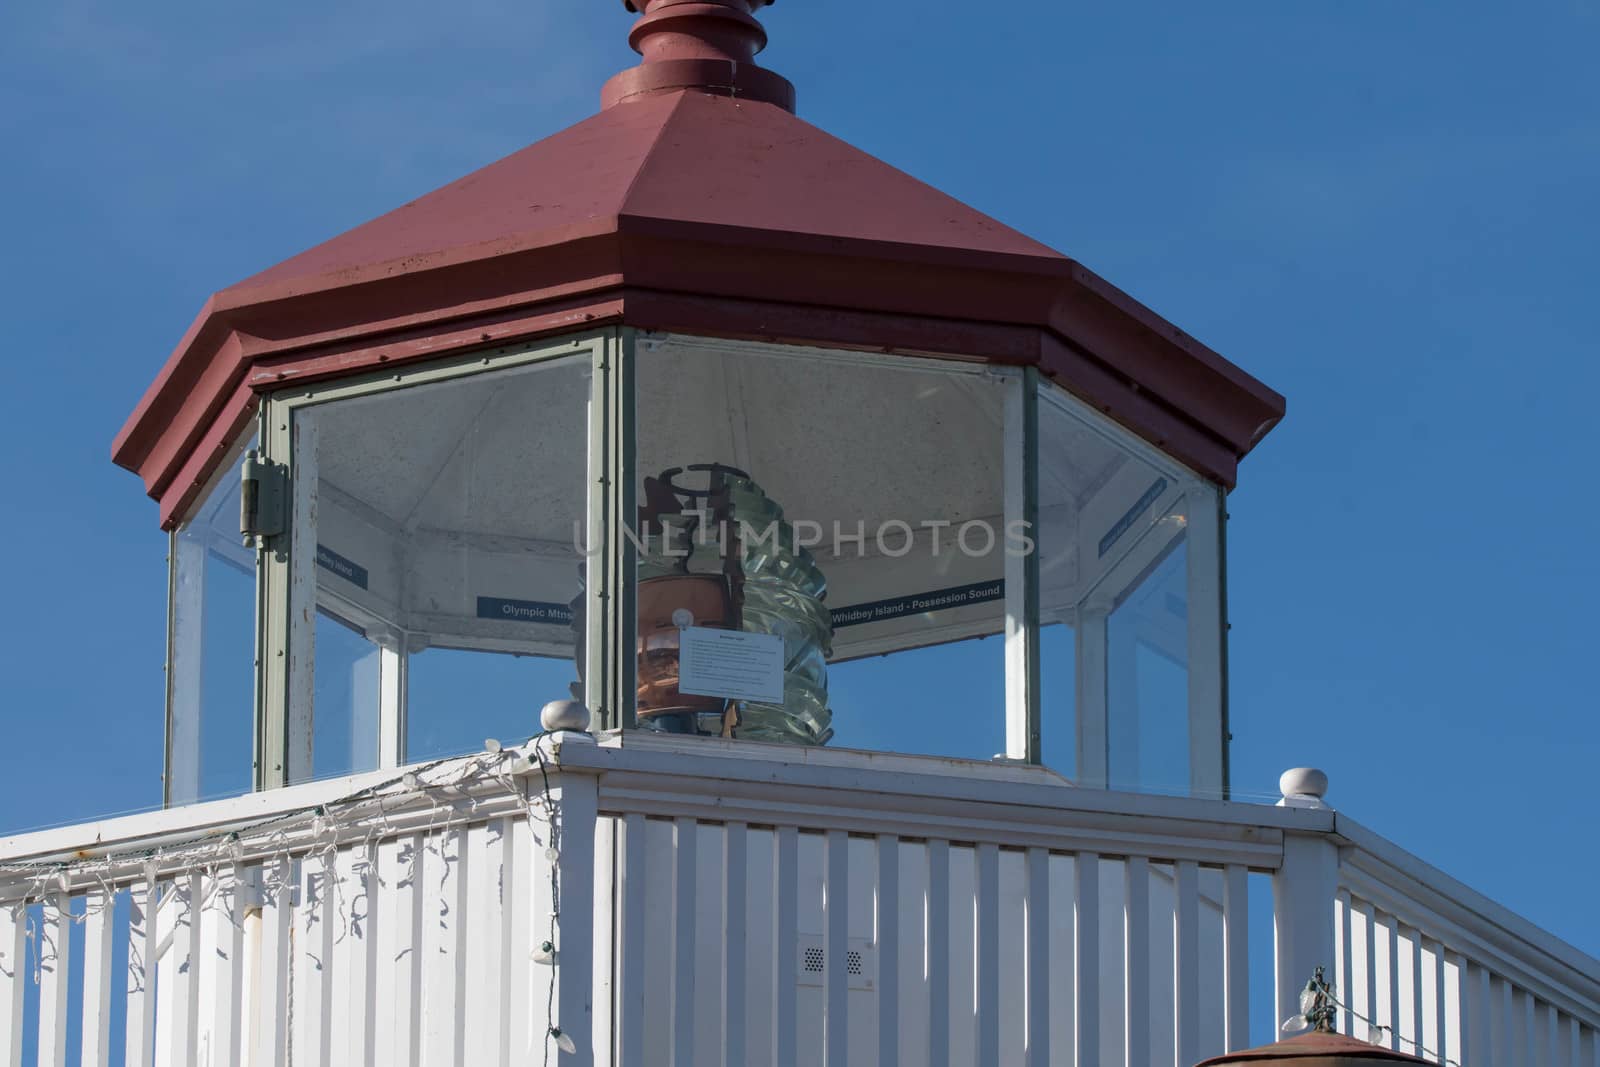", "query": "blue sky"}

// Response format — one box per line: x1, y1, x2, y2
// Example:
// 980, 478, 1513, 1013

1, 0, 1596, 990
